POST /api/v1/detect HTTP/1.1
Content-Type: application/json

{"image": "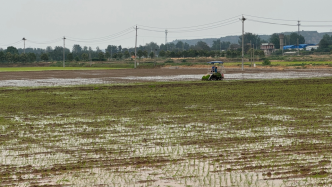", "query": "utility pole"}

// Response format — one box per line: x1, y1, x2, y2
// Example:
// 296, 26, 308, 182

22, 38, 26, 54
297, 38, 299, 56
250, 41, 252, 67
298, 20, 300, 56
63, 36, 66, 68
165, 30, 168, 51
111, 48, 113, 61
134, 25, 138, 69
240, 15, 246, 71
220, 39, 221, 54
89, 48, 92, 66
253, 44, 255, 67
